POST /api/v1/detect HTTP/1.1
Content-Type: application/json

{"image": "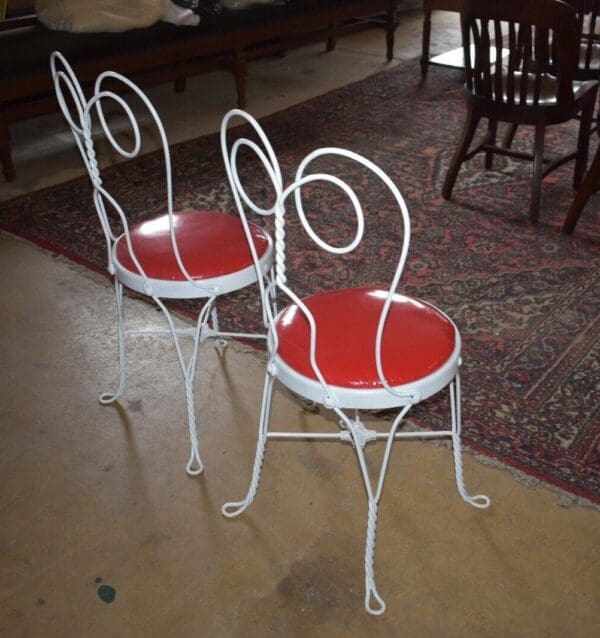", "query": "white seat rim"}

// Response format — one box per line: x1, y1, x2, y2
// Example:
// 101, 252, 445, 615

112, 232, 273, 299
270, 314, 462, 410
